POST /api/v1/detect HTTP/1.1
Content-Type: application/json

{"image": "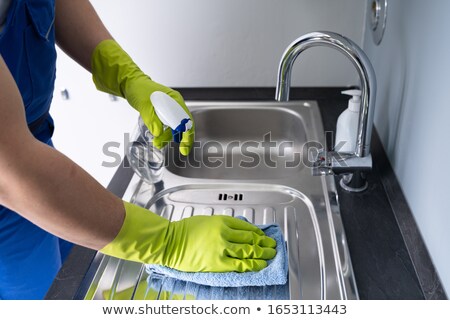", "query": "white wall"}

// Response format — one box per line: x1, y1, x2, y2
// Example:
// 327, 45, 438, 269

91, 0, 366, 87
362, 0, 450, 294
52, 0, 366, 186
